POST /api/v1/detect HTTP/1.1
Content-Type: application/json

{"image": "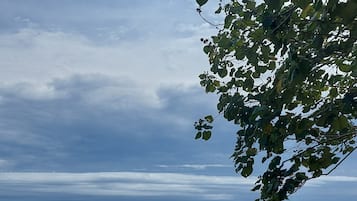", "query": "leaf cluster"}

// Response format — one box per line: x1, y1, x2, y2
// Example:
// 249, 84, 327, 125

195, 0, 357, 200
